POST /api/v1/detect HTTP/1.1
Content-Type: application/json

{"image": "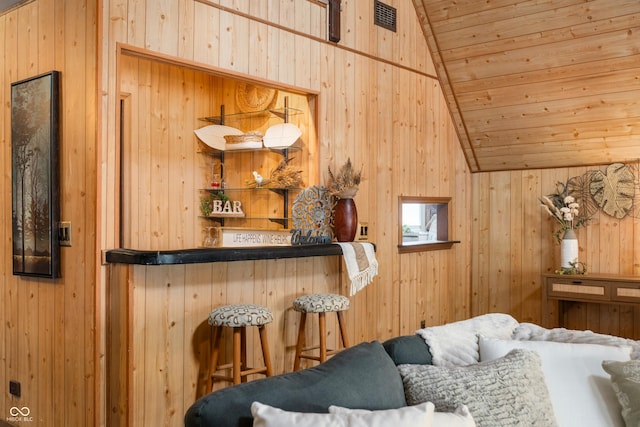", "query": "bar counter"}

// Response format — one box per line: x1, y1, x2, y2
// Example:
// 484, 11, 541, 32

105, 244, 346, 265
105, 242, 373, 427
